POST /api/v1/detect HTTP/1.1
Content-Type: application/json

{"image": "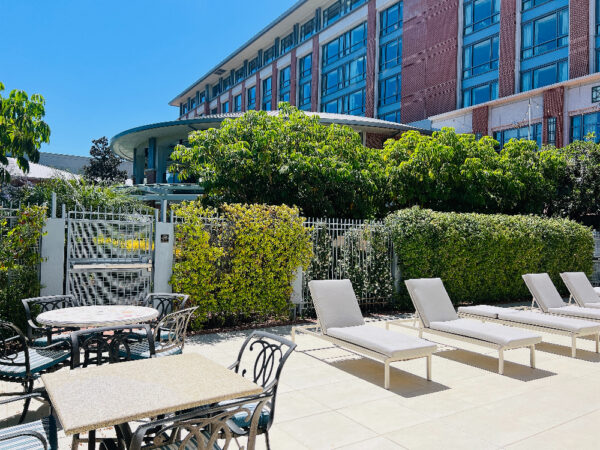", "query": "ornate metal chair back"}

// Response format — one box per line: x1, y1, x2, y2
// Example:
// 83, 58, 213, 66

154, 307, 197, 355
70, 324, 154, 368
129, 396, 272, 450
21, 295, 79, 341
143, 293, 189, 320
0, 321, 30, 378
